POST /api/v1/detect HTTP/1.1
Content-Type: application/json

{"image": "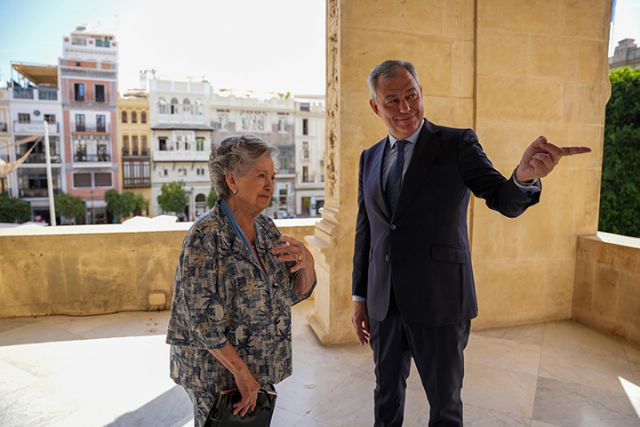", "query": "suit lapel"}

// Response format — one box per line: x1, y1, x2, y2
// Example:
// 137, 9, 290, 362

368, 138, 391, 219
394, 120, 441, 220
